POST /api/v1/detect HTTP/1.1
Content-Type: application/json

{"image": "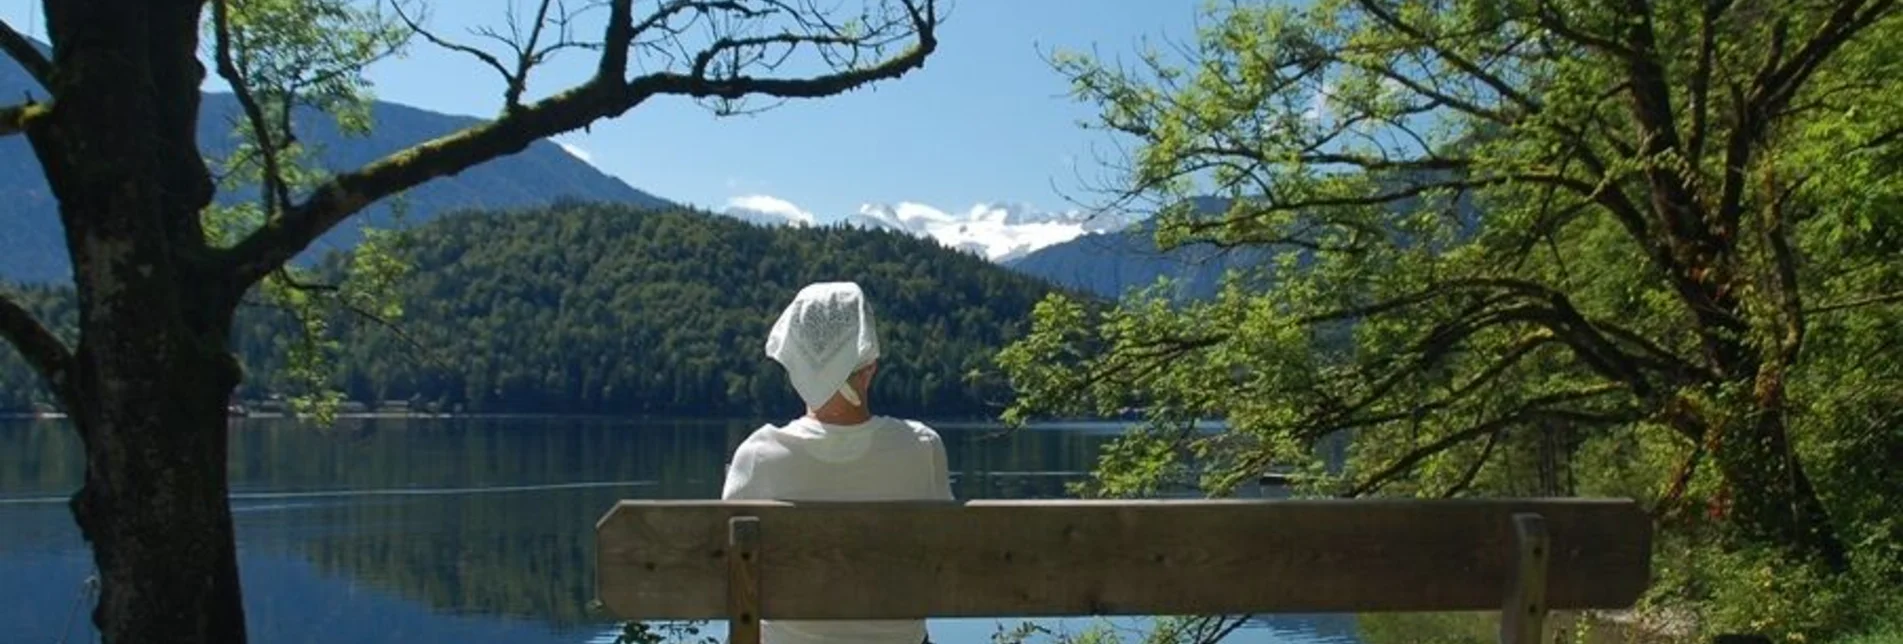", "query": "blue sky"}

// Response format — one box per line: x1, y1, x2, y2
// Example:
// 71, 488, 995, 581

4, 1, 1208, 223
